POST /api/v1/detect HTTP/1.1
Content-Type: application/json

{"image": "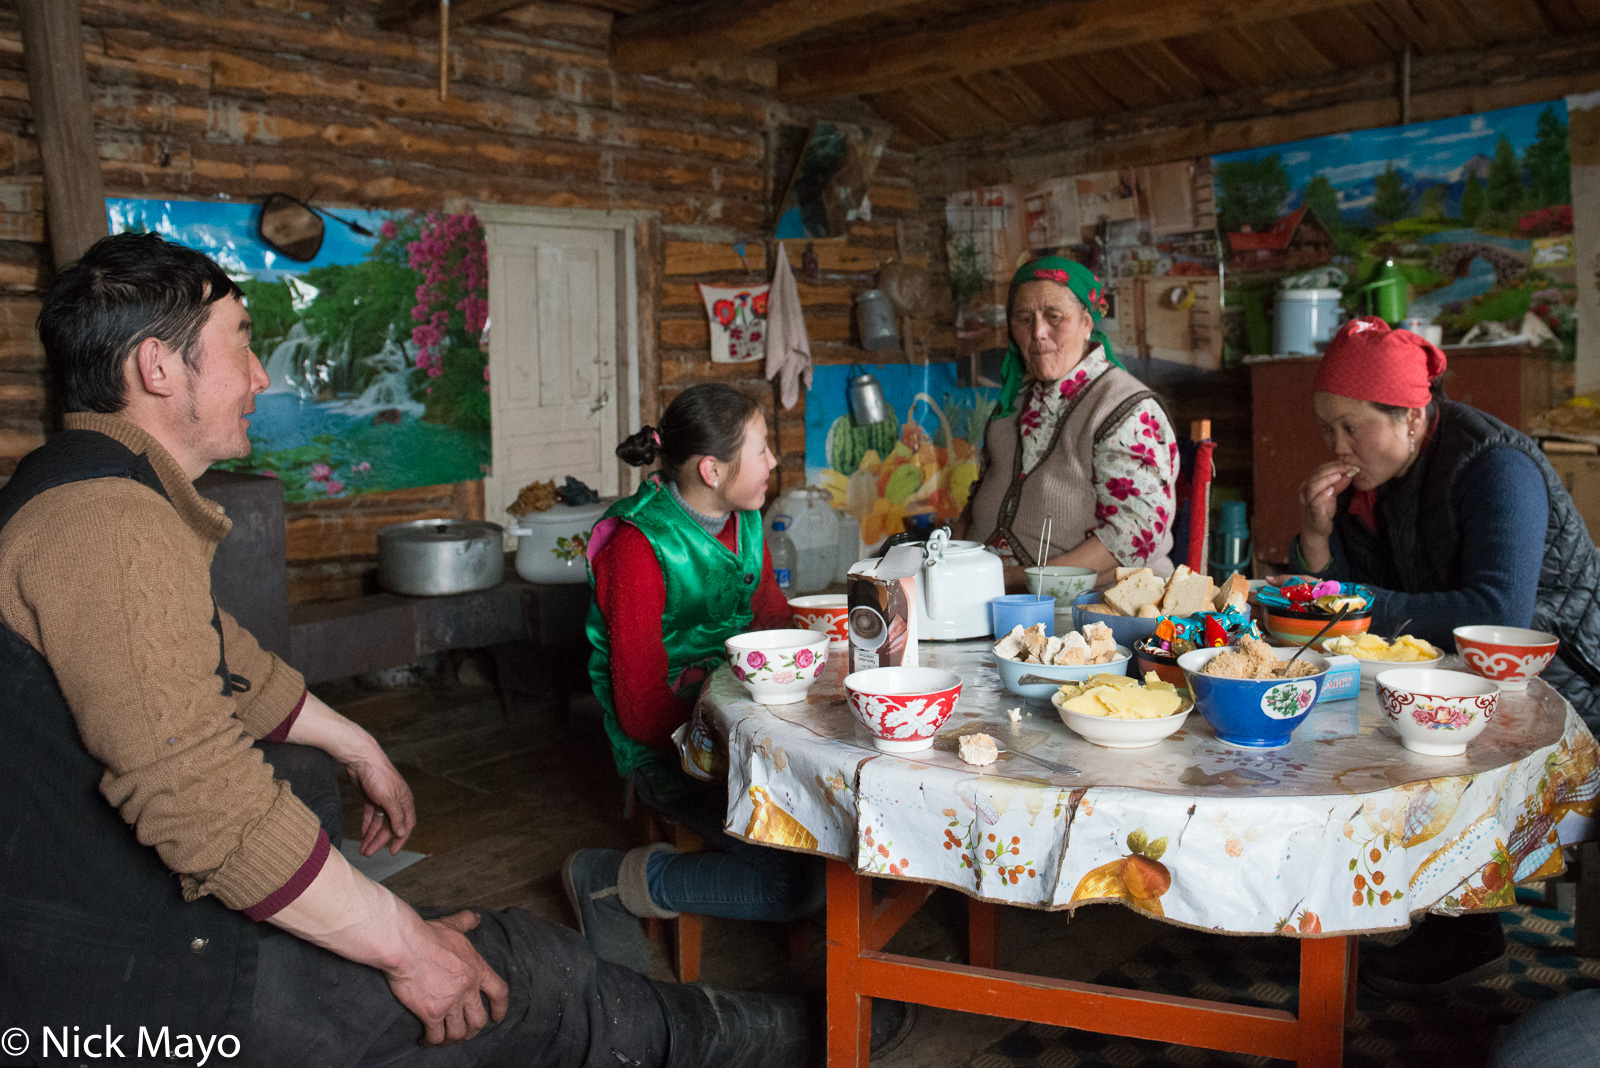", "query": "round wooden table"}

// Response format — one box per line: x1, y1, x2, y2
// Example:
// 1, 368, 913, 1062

683, 640, 1600, 1067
